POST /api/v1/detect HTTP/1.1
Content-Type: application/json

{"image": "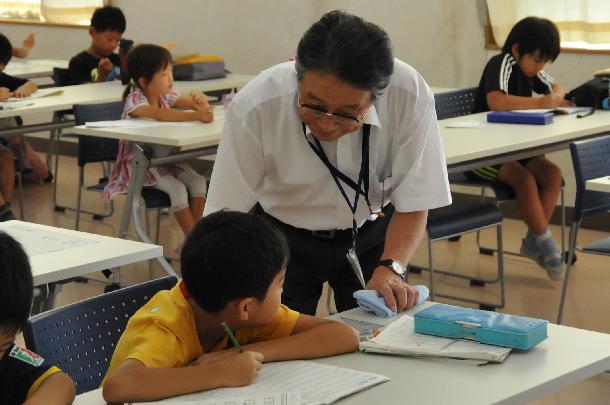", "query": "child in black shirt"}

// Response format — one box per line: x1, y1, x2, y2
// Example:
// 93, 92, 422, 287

0, 232, 75, 404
